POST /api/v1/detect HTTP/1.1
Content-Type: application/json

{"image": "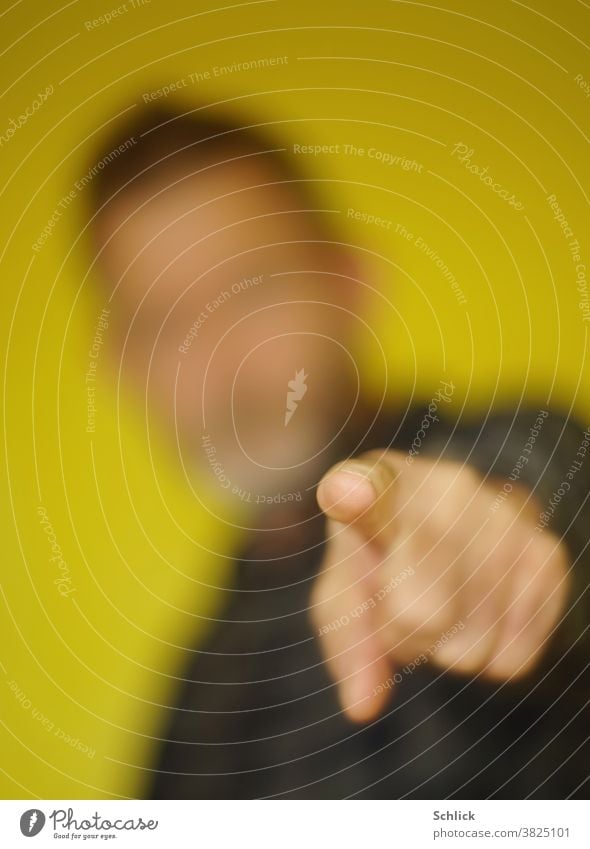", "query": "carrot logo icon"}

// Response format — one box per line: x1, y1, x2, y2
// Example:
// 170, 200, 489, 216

284, 369, 308, 426
20, 809, 45, 837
